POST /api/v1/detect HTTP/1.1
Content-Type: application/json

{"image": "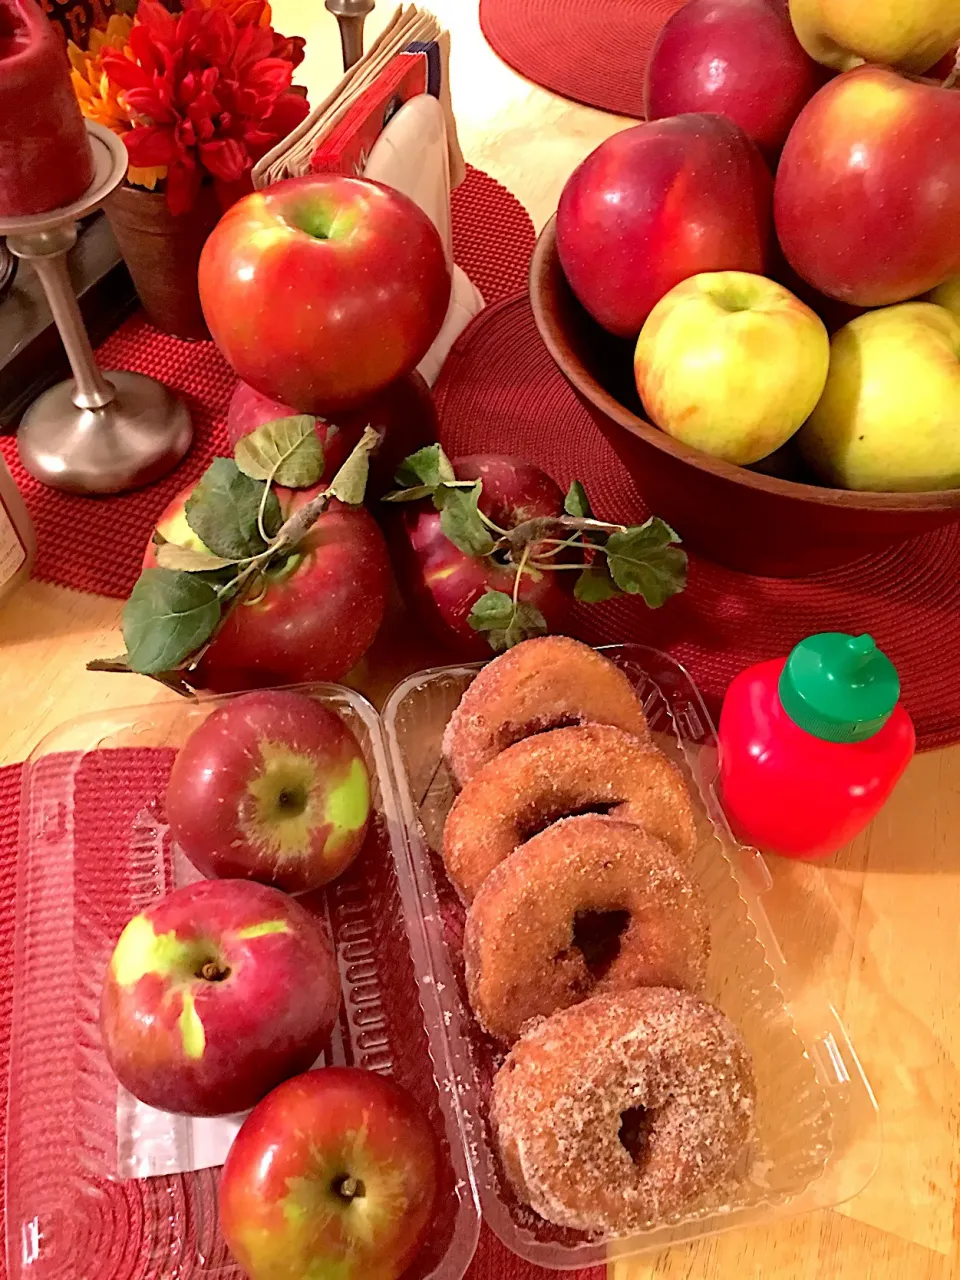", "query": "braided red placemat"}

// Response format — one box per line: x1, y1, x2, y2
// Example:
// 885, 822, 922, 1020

479, 0, 684, 118
433, 296, 960, 752
0, 756, 600, 1280
0, 166, 536, 602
